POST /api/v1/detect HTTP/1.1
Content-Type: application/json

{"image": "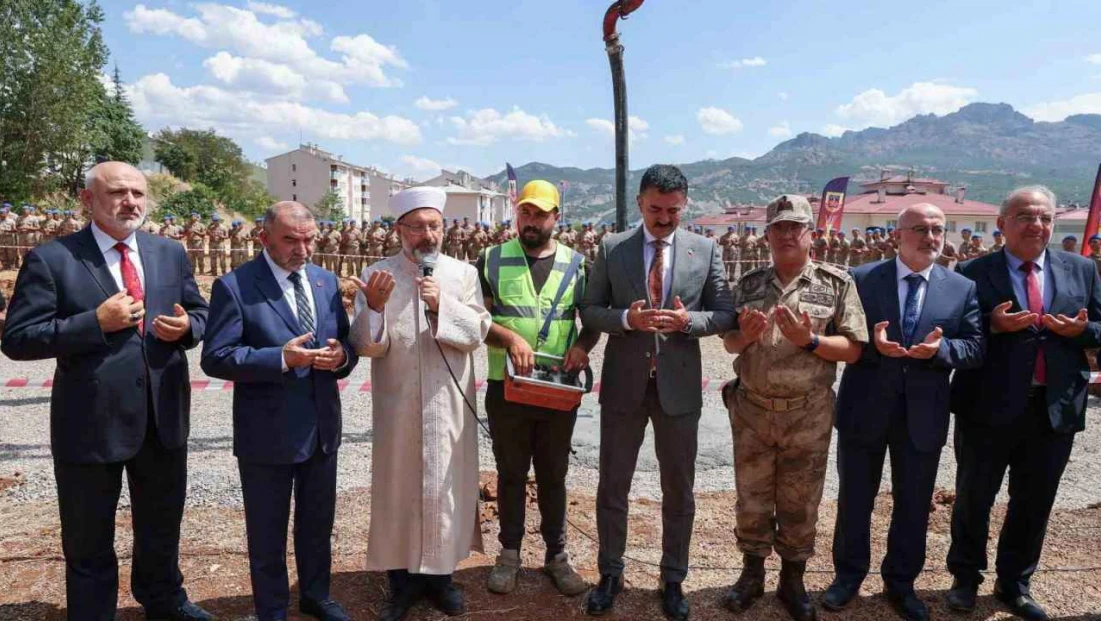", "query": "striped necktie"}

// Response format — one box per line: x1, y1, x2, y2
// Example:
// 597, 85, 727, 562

287, 271, 315, 340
